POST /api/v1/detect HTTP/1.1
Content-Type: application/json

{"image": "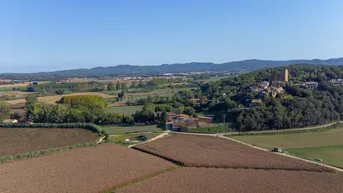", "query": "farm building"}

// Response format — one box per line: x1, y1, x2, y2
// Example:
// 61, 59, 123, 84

167, 113, 213, 132
198, 116, 213, 123
2, 119, 18, 124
